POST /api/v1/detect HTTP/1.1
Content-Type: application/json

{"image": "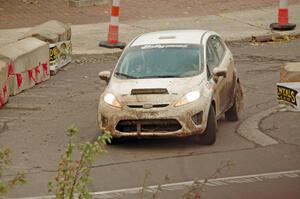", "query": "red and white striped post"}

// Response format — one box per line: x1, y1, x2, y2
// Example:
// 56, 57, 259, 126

270, 0, 296, 31
99, 0, 126, 49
